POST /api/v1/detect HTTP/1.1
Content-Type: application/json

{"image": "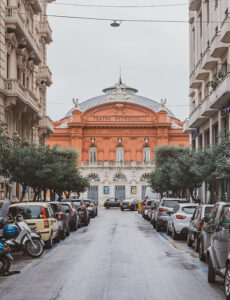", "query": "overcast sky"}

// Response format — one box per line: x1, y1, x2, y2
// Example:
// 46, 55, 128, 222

47, 0, 189, 122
